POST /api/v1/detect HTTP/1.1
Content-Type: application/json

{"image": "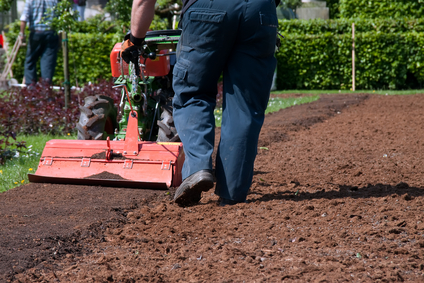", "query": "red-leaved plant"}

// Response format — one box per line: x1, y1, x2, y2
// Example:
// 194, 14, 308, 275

0, 80, 120, 165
